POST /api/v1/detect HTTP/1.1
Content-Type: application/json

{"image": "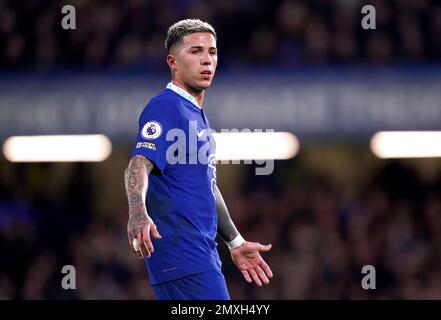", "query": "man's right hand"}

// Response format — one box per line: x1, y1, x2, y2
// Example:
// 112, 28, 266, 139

125, 155, 159, 259
127, 212, 161, 259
